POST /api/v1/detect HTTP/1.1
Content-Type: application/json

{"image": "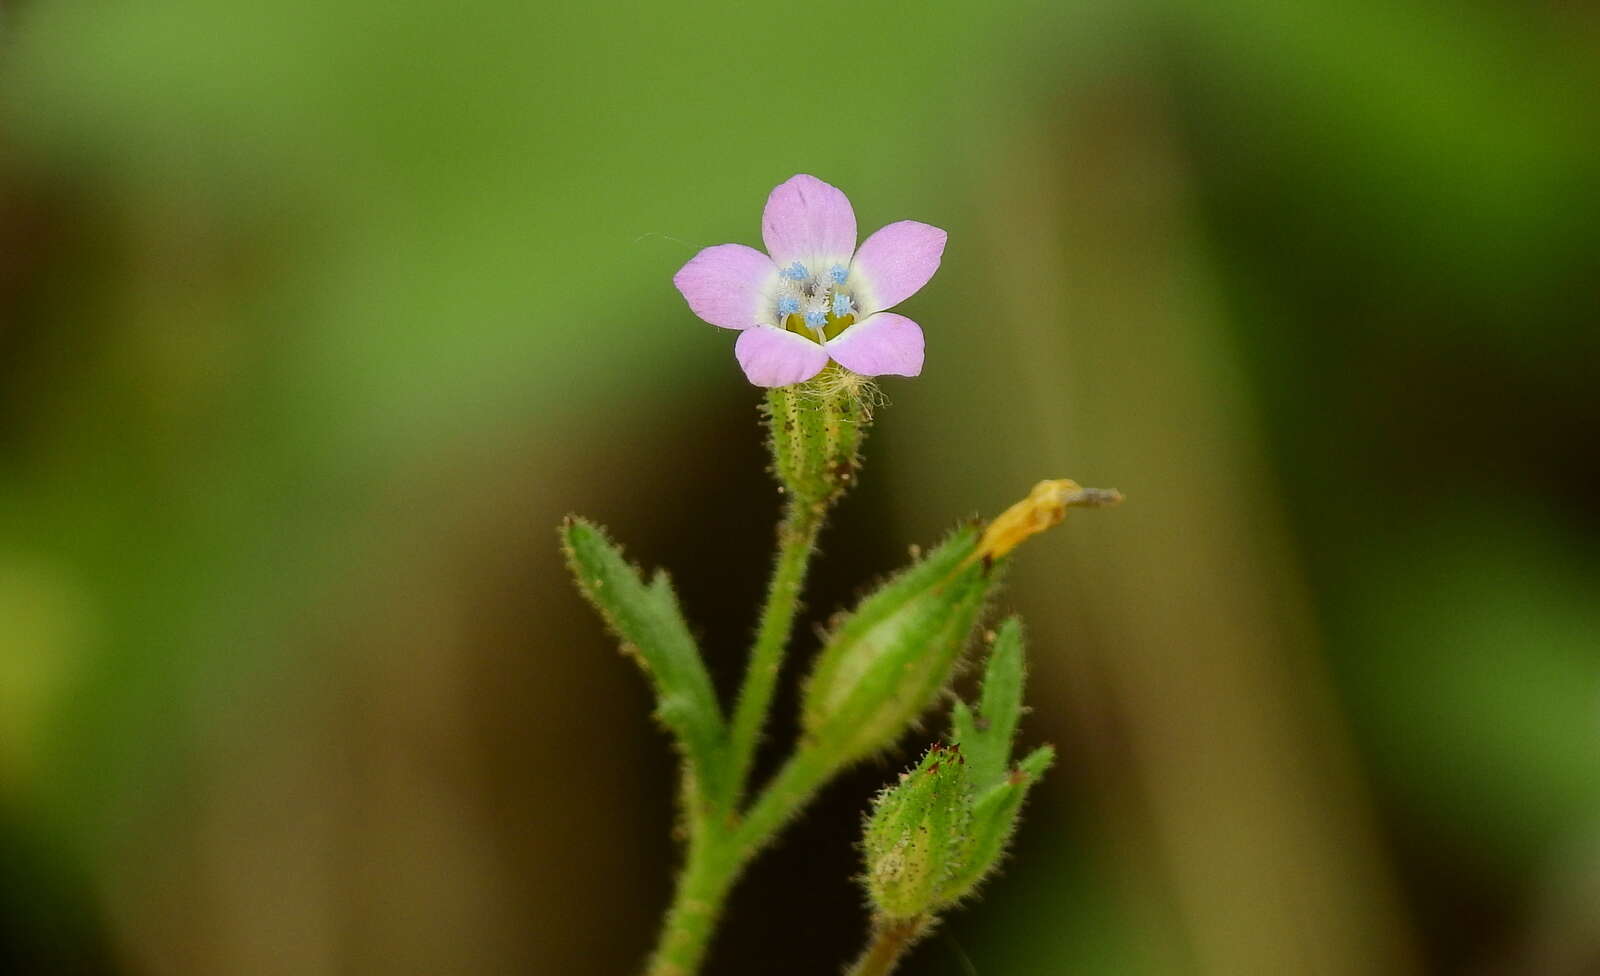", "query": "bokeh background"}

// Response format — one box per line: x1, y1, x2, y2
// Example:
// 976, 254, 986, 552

3, 0, 1598, 973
